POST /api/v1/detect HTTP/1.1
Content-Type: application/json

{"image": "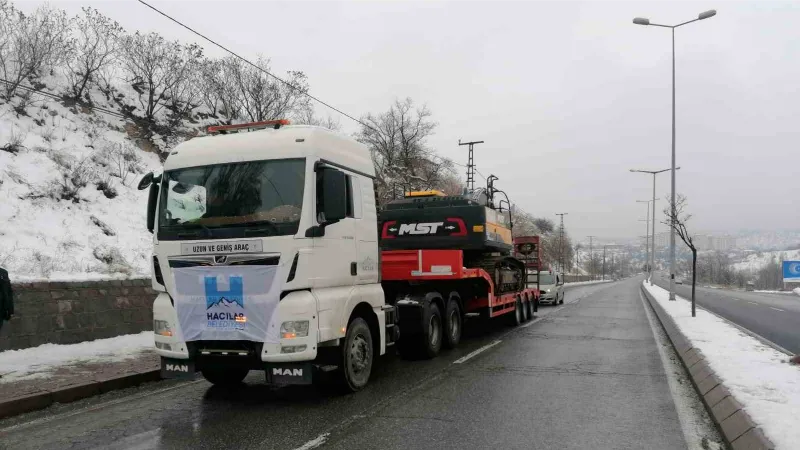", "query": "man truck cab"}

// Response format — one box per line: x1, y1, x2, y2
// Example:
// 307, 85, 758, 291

139, 120, 385, 391
535, 270, 564, 305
